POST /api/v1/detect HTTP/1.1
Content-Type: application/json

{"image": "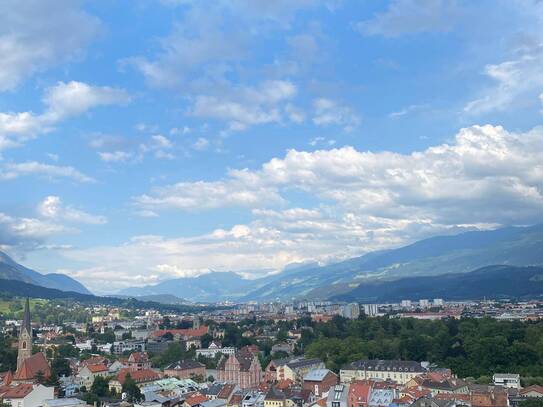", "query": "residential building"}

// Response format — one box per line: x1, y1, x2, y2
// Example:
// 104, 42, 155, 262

2, 383, 54, 407
196, 342, 236, 359
347, 381, 372, 407
264, 387, 286, 407
303, 369, 338, 397
267, 358, 325, 384
341, 304, 360, 320
78, 363, 108, 389
165, 360, 206, 380
128, 352, 152, 370
112, 340, 145, 354
492, 374, 520, 390
109, 368, 162, 393
326, 384, 349, 407
340, 360, 427, 385
362, 305, 378, 318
